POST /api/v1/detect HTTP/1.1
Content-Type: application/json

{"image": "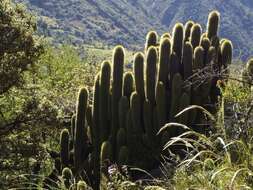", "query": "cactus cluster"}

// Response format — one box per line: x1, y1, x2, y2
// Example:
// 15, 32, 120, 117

57, 11, 234, 189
